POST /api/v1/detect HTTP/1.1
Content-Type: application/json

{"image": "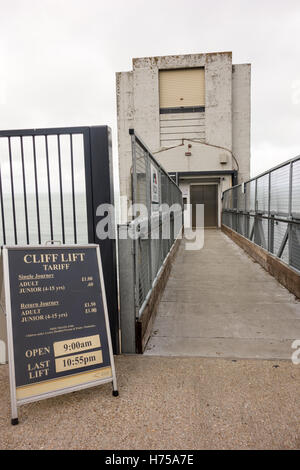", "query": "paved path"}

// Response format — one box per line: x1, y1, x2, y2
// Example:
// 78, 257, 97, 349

145, 230, 300, 359
1, 231, 299, 449
0, 356, 299, 449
